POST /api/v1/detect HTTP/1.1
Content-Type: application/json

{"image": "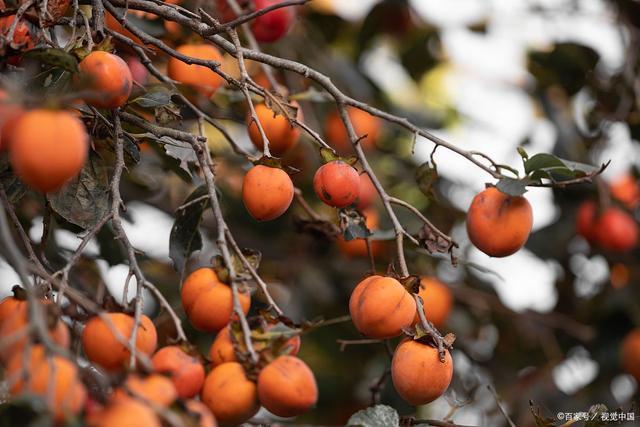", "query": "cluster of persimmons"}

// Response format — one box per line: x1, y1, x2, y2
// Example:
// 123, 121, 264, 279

1, 0, 640, 425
